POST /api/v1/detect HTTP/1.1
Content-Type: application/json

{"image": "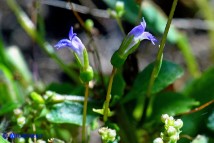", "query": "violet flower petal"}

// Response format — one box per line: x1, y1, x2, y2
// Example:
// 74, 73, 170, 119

139, 32, 158, 45
128, 18, 146, 37
54, 39, 73, 50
